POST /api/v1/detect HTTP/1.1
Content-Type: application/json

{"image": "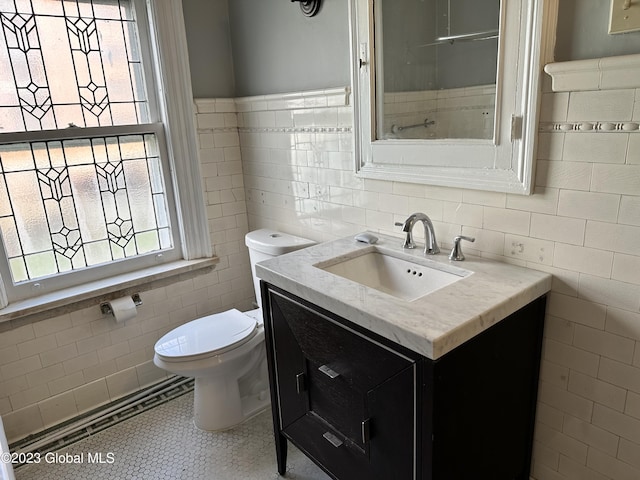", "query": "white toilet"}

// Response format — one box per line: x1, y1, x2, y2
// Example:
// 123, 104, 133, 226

153, 229, 315, 431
